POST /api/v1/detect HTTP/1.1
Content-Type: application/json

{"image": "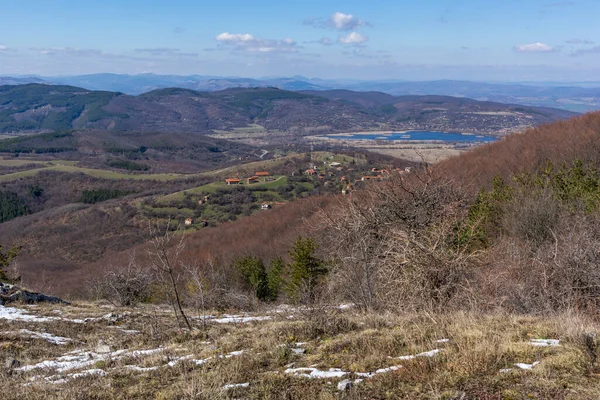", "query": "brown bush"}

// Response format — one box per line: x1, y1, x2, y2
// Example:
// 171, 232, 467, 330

477, 214, 600, 314
91, 256, 154, 306
321, 168, 478, 312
